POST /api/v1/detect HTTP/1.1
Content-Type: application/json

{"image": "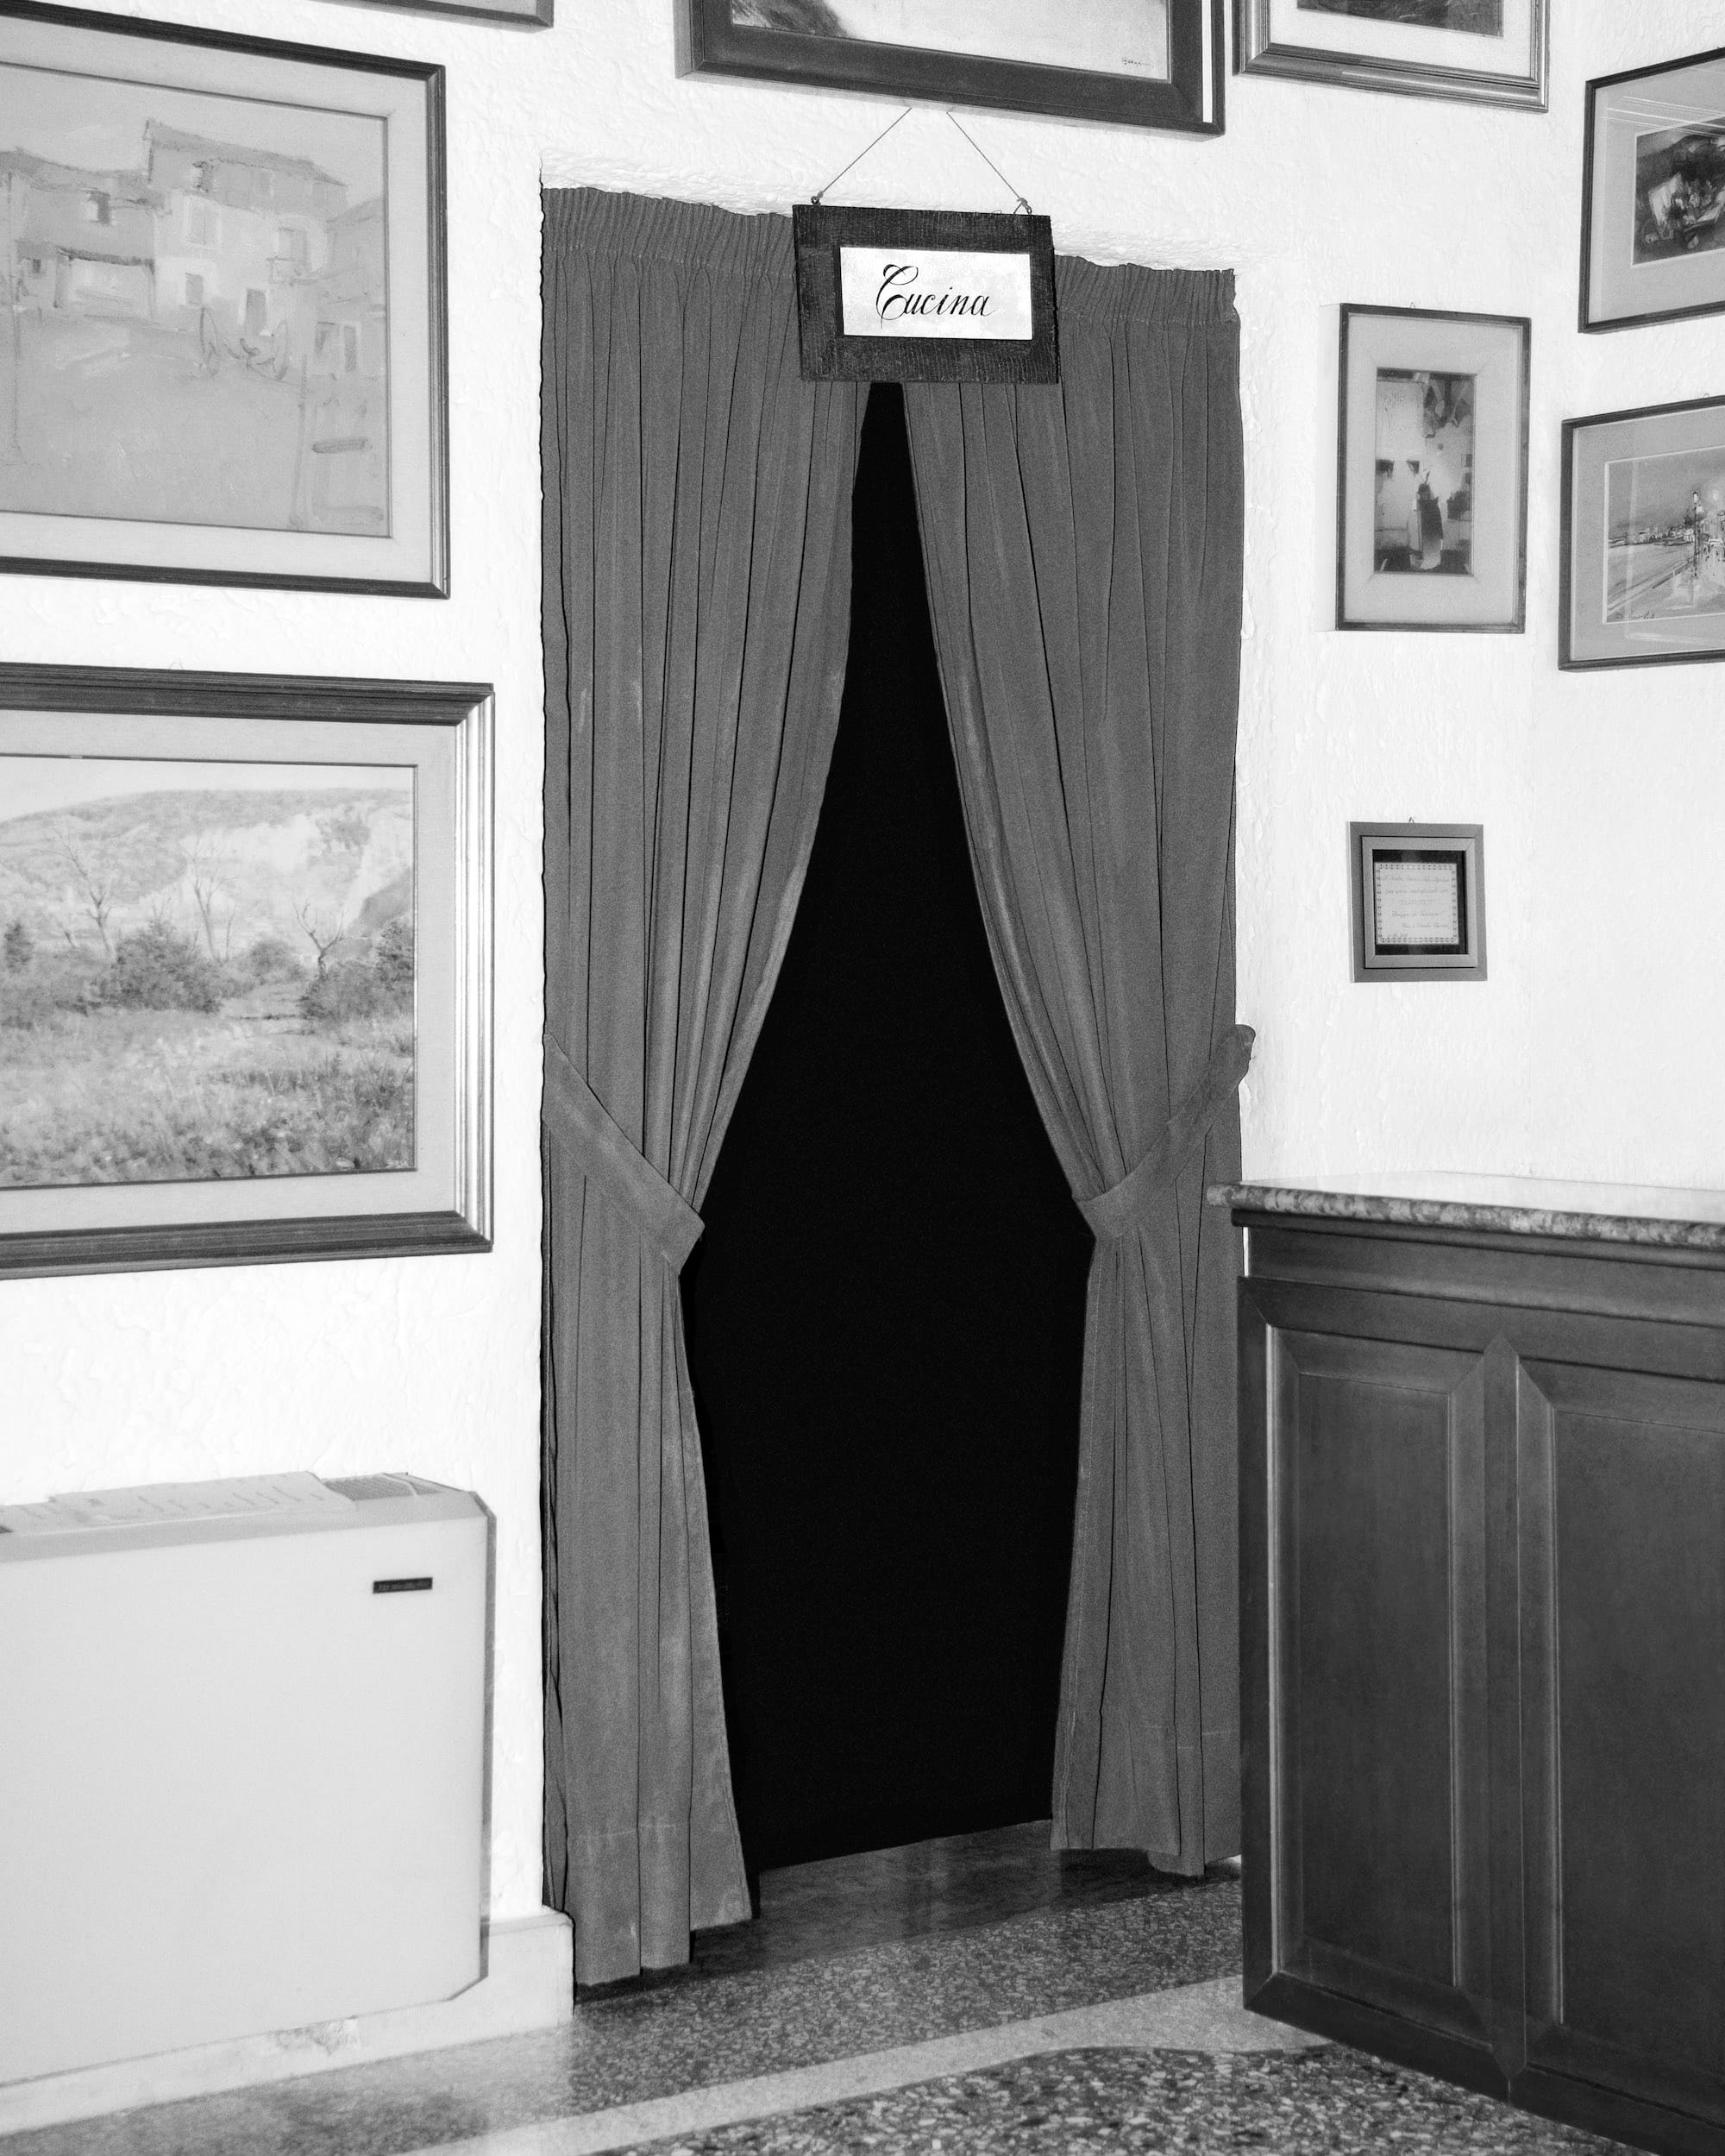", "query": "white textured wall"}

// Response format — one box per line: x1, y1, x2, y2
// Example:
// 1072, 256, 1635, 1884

5, 2, 1719, 1926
